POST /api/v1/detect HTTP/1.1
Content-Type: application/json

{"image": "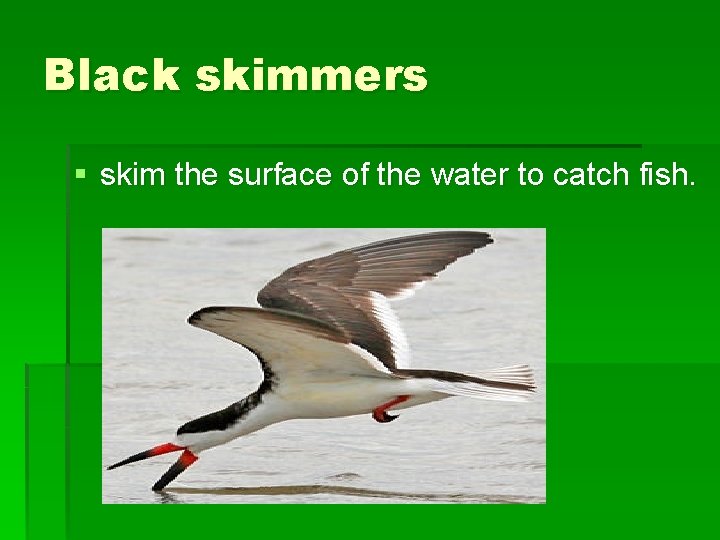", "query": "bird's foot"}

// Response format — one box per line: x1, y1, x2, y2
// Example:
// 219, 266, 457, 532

373, 410, 399, 423
372, 395, 411, 424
